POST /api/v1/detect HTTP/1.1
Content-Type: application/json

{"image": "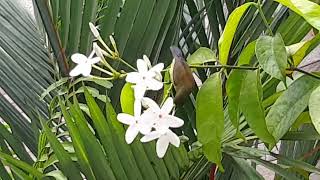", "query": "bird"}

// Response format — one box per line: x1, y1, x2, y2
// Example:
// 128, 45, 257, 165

170, 46, 196, 105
